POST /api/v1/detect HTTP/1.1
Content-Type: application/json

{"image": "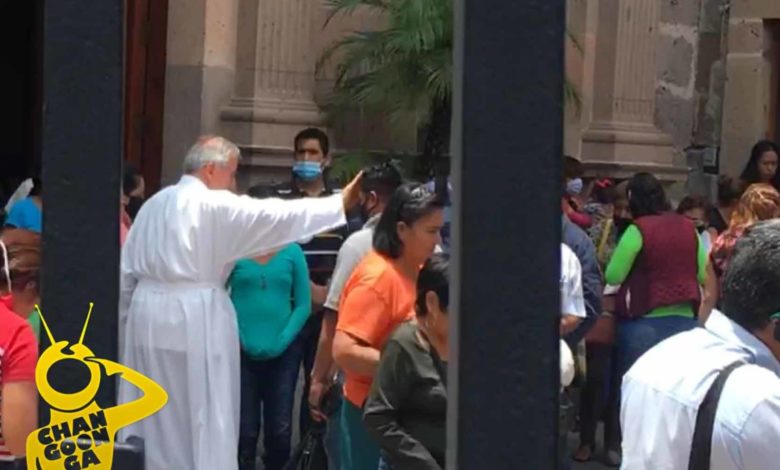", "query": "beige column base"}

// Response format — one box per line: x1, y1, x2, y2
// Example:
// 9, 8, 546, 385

221, 98, 327, 188
582, 121, 688, 182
